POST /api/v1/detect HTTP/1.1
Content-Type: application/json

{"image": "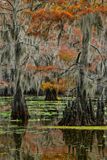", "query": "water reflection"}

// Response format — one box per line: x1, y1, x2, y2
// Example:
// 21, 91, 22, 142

12, 121, 28, 160
62, 129, 105, 160
1, 99, 107, 159
96, 130, 105, 156
21, 128, 106, 160
0, 121, 107, 160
